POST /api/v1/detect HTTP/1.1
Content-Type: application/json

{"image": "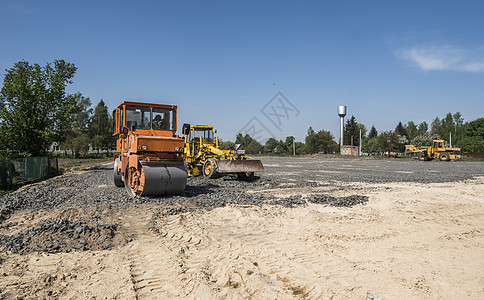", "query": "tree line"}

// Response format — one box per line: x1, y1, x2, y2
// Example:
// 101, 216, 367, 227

225, 113, 484, 155
0, 60, 114, 158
